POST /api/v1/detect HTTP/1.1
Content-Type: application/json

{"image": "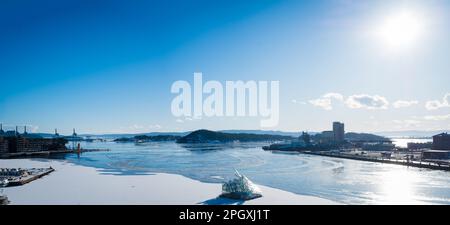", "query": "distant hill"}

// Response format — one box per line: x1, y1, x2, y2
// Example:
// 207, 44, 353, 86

114, 135, 180, 142
106, 130, 304, 138
219, 130, 311, 137
80, 130, 308, 139
374, 130, 449, 138
176, 129, 294, 144
344, 132, 390, 142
